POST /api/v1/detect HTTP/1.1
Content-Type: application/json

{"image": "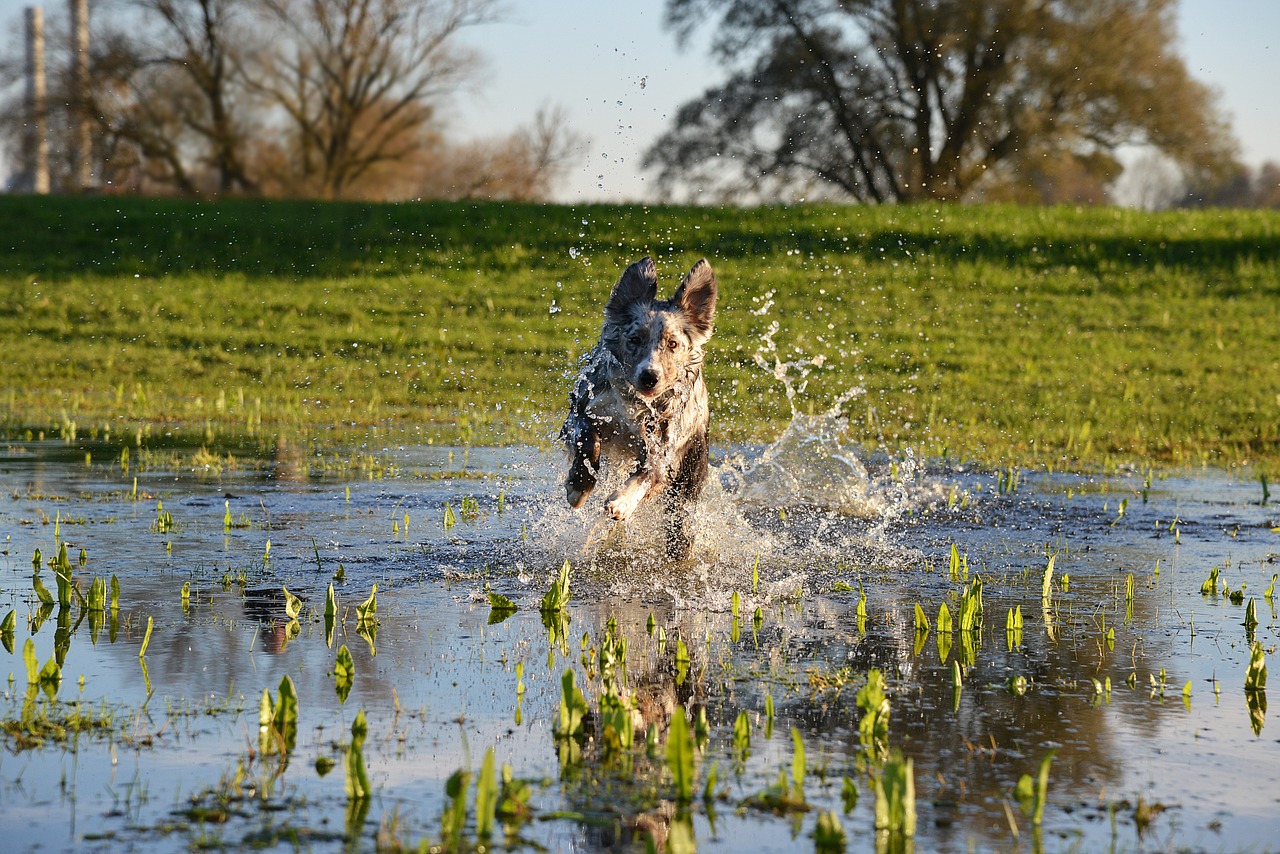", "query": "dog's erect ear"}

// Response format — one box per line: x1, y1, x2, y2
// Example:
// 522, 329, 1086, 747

606, 257, 658, 323
673, 258, 717, 341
